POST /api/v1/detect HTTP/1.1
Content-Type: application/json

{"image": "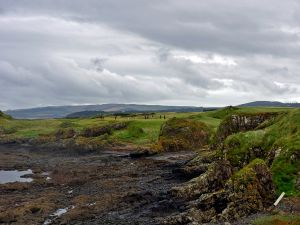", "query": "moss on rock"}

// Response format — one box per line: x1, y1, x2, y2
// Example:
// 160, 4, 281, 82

224, 130, 266, 168
216, 112, 279, 143
158, 117, 211, 152
221, 159, 275, 220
